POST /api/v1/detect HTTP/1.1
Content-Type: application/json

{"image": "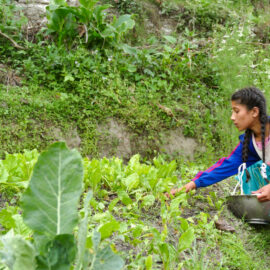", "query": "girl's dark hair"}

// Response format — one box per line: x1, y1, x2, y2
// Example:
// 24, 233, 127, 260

231, 87, 269, 181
